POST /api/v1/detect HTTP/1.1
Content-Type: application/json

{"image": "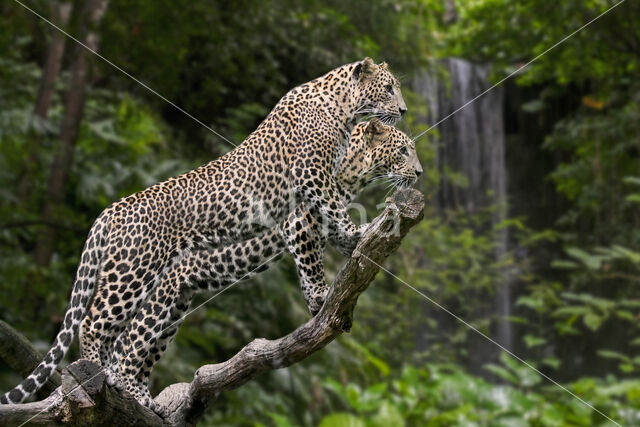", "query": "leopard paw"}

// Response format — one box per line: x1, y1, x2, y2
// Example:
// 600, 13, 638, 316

143, 396, 171, 418
104, 367, 123, 391
308, 289, 328, 316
